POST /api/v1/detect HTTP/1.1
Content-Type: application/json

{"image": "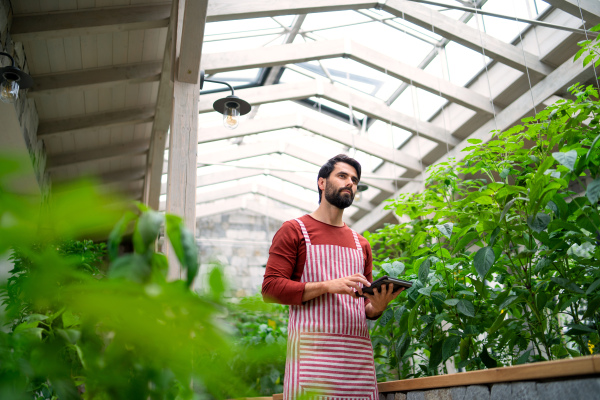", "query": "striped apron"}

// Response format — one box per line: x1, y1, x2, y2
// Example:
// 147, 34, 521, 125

283, 218, 378, 400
